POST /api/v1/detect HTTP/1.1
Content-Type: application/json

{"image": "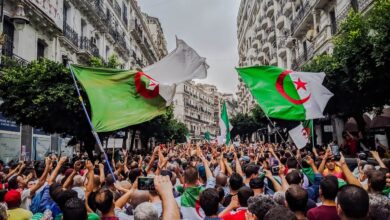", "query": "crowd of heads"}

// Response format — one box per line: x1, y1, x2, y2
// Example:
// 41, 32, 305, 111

0, 141, 389, 220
